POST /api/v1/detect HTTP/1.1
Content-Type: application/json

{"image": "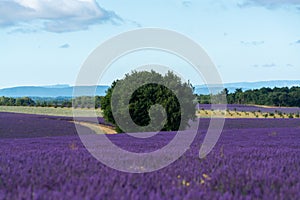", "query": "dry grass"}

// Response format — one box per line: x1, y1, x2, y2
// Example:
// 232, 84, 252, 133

73, 121, 117, 134
0, 106, 103, 117
196, 109, 297, 119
